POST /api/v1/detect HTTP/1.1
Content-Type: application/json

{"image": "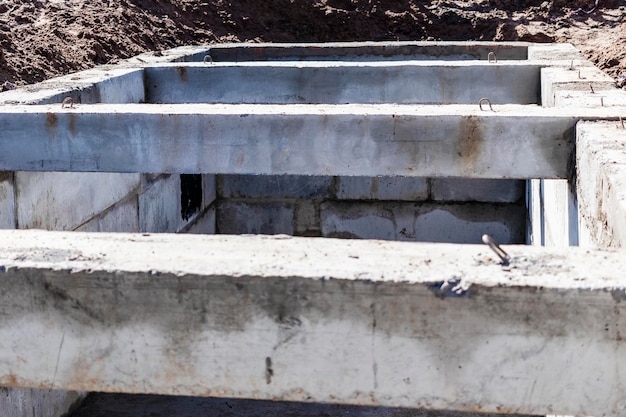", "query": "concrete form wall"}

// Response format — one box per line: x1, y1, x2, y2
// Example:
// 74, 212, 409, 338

526, 56, 618, 247
217, 175, 526, 244
0, 41, 622, 415
0, 48, 217, 236
0, 47, 217, 417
